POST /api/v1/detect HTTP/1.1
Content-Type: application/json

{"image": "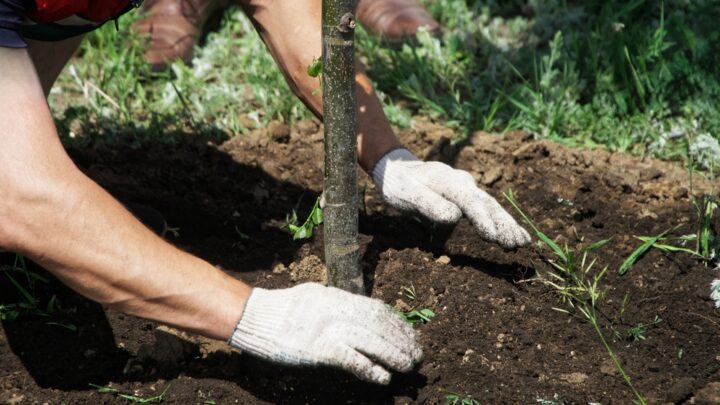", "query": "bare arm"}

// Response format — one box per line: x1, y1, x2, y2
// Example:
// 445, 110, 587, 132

0, 47, 250, 341
240, 0, 401, 172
